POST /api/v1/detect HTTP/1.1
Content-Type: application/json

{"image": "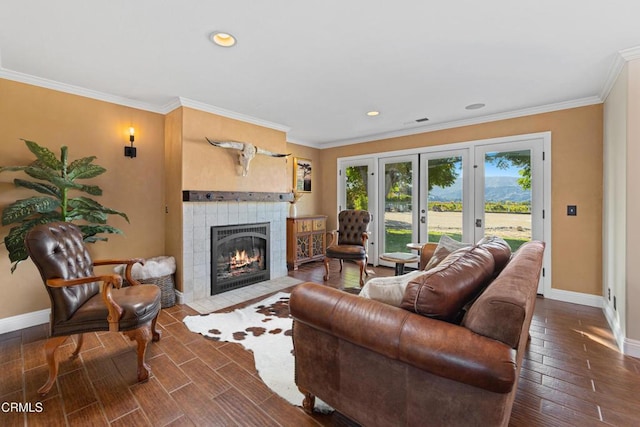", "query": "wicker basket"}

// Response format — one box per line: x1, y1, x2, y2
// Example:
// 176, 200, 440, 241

135, 274, 176, 308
